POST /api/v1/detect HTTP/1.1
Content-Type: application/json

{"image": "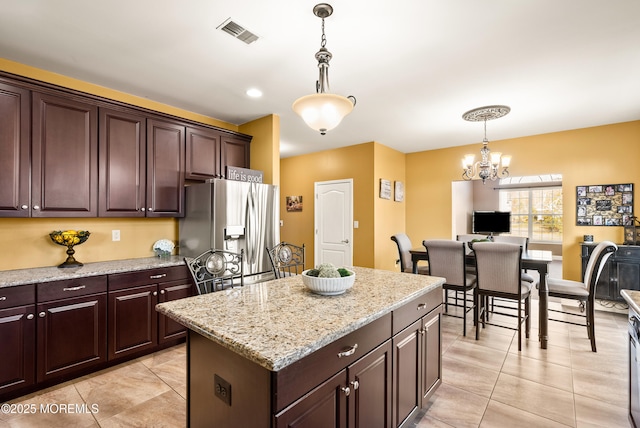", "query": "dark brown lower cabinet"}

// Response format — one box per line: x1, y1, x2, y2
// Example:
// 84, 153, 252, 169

275, 340, 392, 428
0, 304, 36, 396
36, 277, 108, 383
108, 265, 193, 360
0, 265, 193, 402
187, 285, 442, 428
421, 309, 442, 402
274, 370, 348, 428
108, 284, 158, 359
392, 293, 443, 428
